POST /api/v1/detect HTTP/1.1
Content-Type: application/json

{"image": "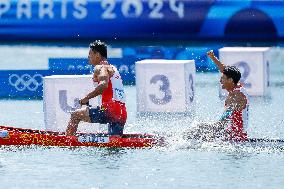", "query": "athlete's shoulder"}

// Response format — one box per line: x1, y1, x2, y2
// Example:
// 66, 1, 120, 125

94, 65, 103, 72
231, 90, 246, 100
107, 64, 118, 76
108, 64, 118, 71
95, 65, 111, 72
